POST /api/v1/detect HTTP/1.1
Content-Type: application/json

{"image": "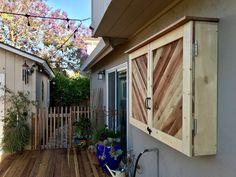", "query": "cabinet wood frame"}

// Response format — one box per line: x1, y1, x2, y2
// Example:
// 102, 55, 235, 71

128, 17, 218, 157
